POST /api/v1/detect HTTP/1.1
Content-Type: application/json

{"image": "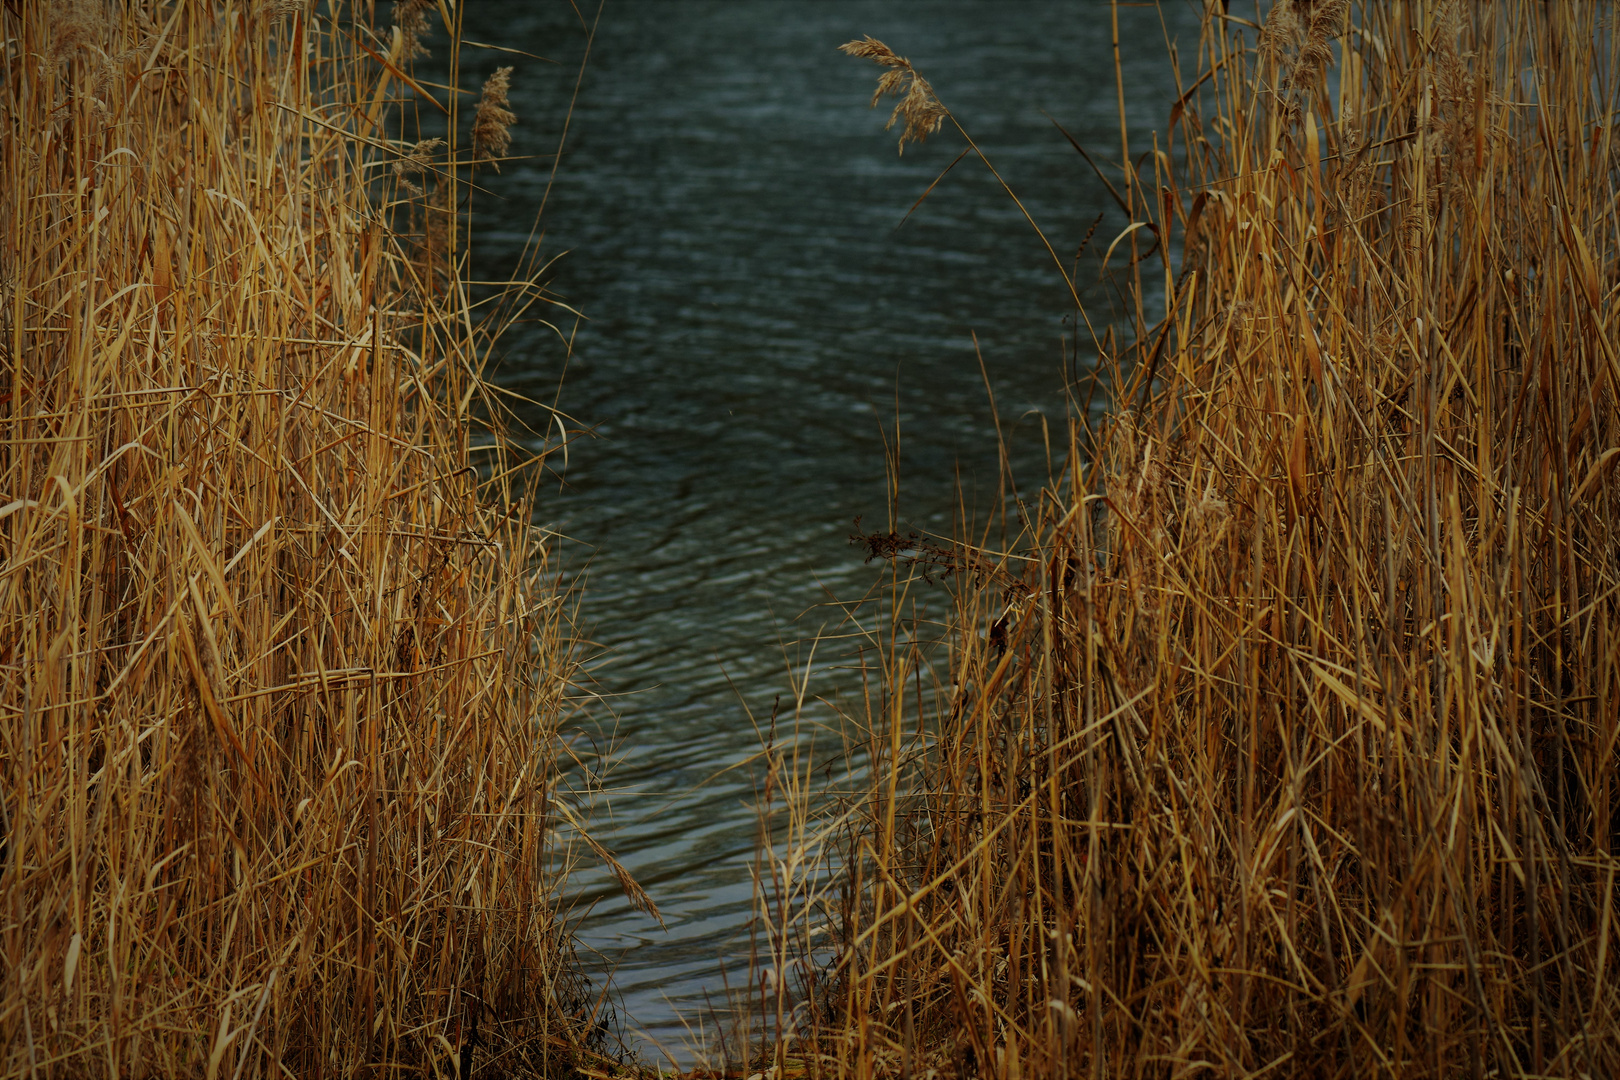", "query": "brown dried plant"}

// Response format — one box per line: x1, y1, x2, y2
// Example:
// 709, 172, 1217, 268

393, 135, 445, 197
1264, 0, 1349, 125
472, 66, 518, 168
839, 36, 948, 154
790, 3, 1620, 1078
392, 0, 434, 60
0, 3, 627, 1077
